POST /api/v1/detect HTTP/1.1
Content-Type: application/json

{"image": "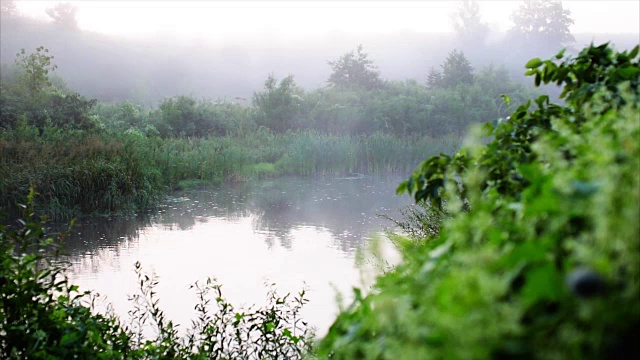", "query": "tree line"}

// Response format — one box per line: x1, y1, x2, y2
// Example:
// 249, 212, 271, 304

1, 44, 535, 138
